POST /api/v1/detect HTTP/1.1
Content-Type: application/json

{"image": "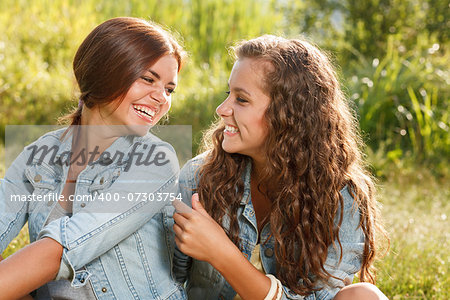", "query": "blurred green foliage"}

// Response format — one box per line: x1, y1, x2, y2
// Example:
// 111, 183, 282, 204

0, 0, 448, 169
